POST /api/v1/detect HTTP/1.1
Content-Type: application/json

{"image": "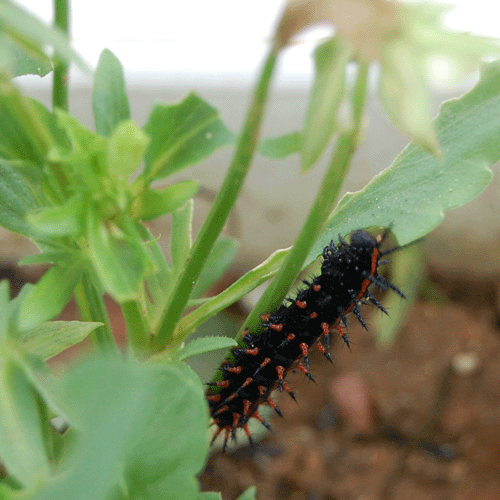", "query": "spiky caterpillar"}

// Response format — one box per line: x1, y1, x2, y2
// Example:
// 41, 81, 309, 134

207, 229, 406, 451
